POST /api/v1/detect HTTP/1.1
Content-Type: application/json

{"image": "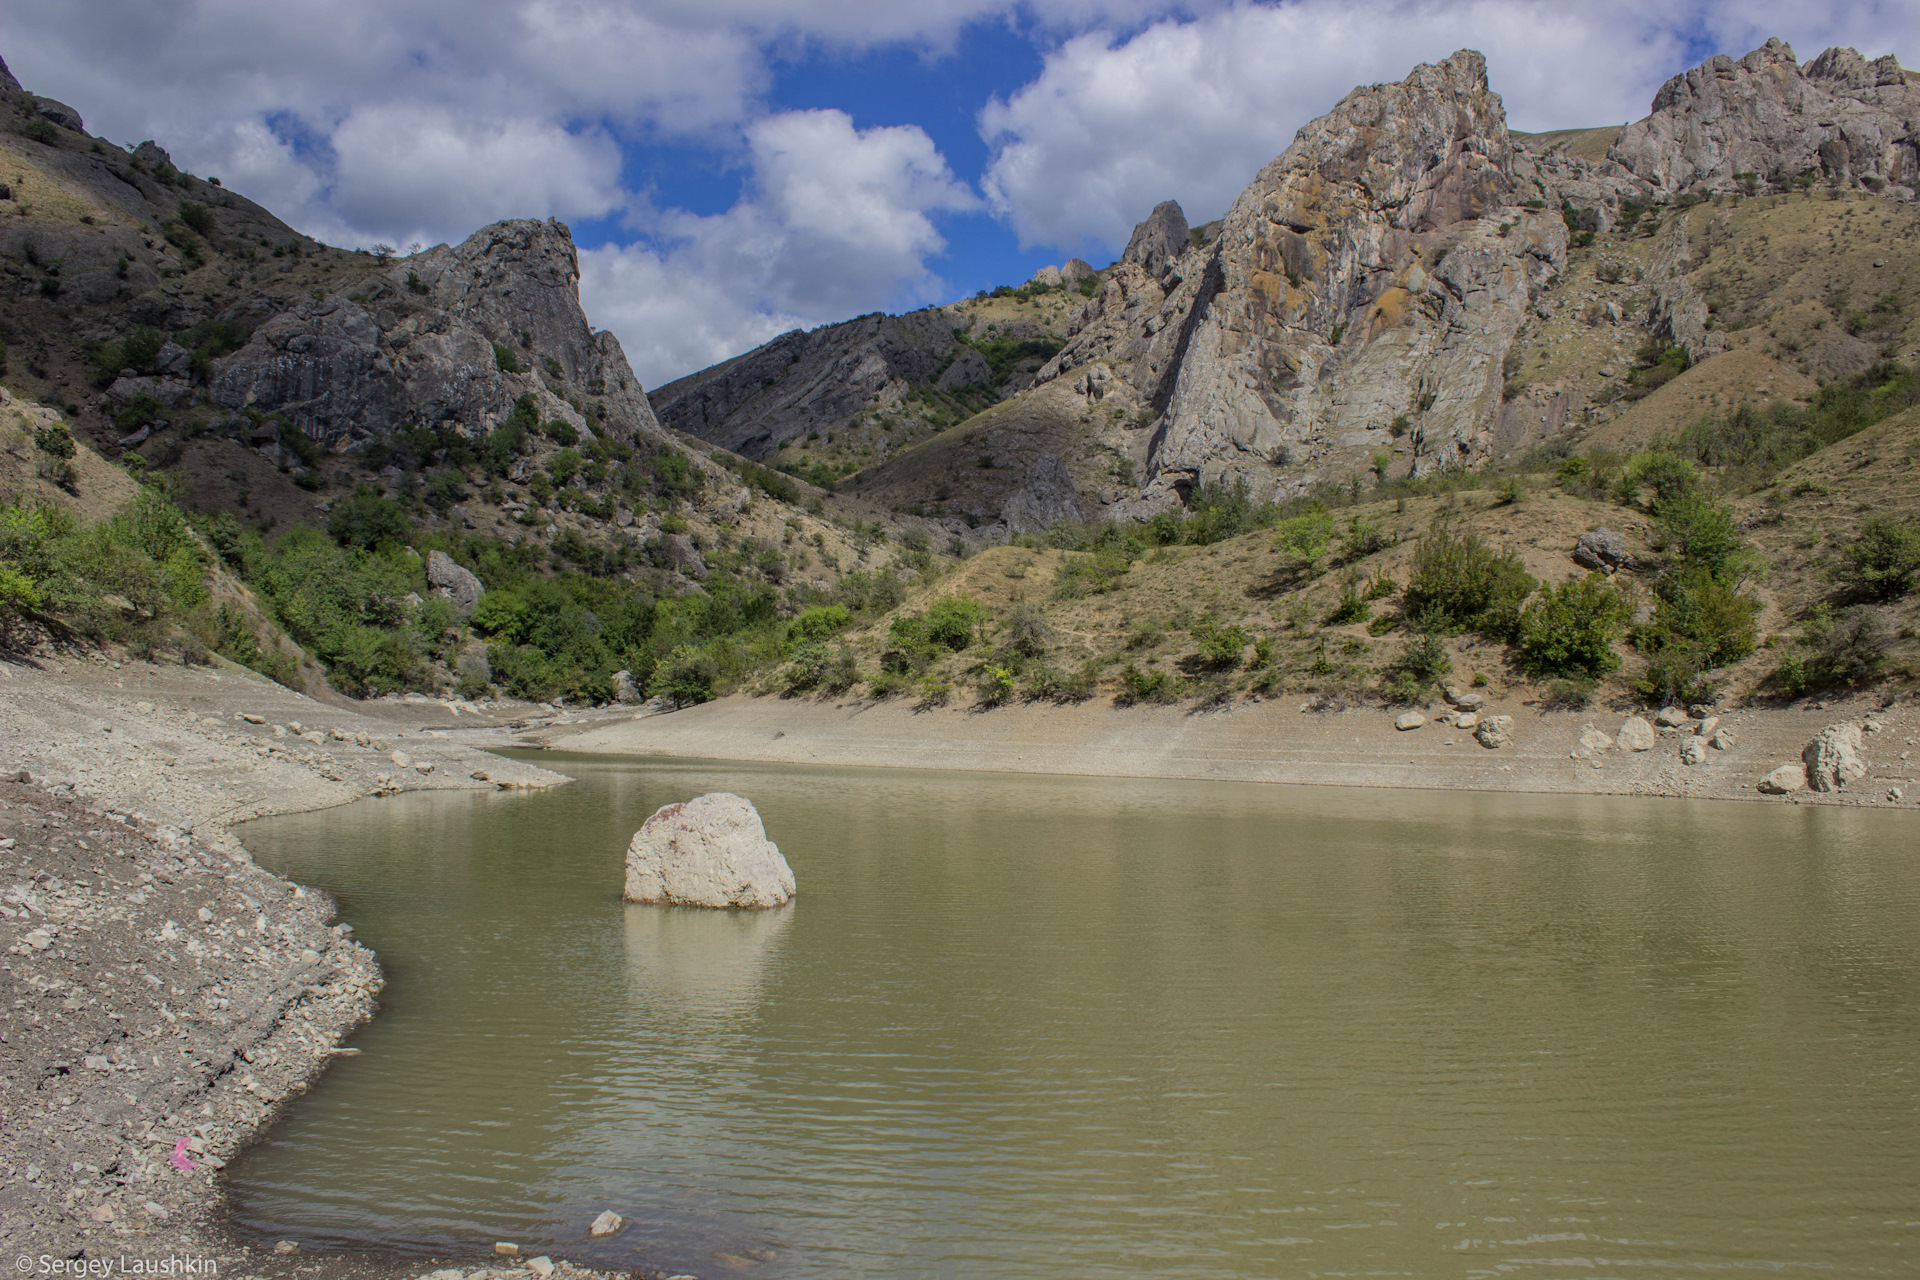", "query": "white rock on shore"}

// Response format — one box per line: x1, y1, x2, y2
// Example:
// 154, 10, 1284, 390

1759, 762, 1806, 795
623, 793, 796, 909
1616, 717, 1656, 752
1802, 723, 1867, 793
